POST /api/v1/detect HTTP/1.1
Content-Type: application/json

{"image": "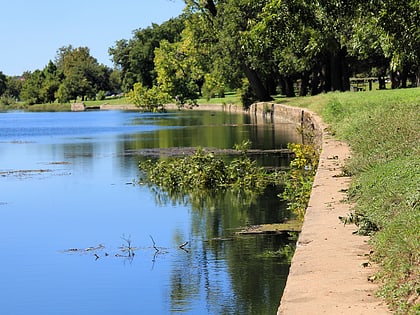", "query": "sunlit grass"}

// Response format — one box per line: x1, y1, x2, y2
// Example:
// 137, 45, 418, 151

197, 91, 241, 105
309, 87, 420, 314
